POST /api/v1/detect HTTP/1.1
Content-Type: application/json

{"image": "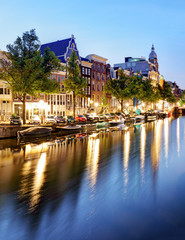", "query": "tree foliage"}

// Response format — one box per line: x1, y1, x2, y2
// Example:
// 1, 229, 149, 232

0, 29, 61, 123
64, 51, 87, 117
158, 81, 176, 103
105, 69, 130, 112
